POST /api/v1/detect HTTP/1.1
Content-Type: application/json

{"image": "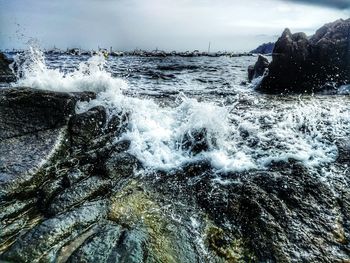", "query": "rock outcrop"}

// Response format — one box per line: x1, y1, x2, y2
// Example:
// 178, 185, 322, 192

252, 19, 350, 93
0, 53, 16, 83
248, 55, 269, 82
1, 87, 349, 262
